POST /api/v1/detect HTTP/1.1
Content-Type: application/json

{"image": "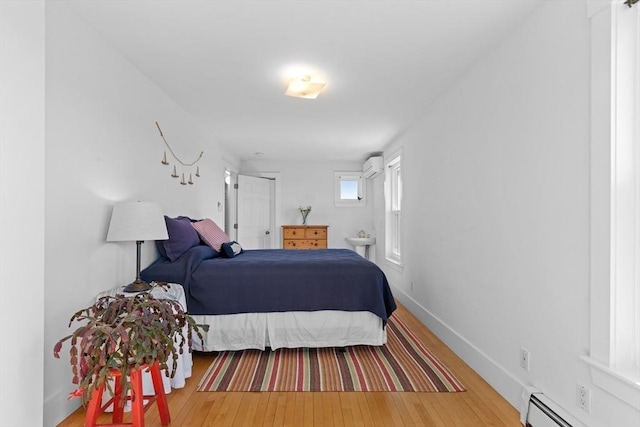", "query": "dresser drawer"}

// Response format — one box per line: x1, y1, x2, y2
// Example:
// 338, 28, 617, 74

283, 228, 306, 239
305, 228, 327, 239
283, 239, 327, 249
